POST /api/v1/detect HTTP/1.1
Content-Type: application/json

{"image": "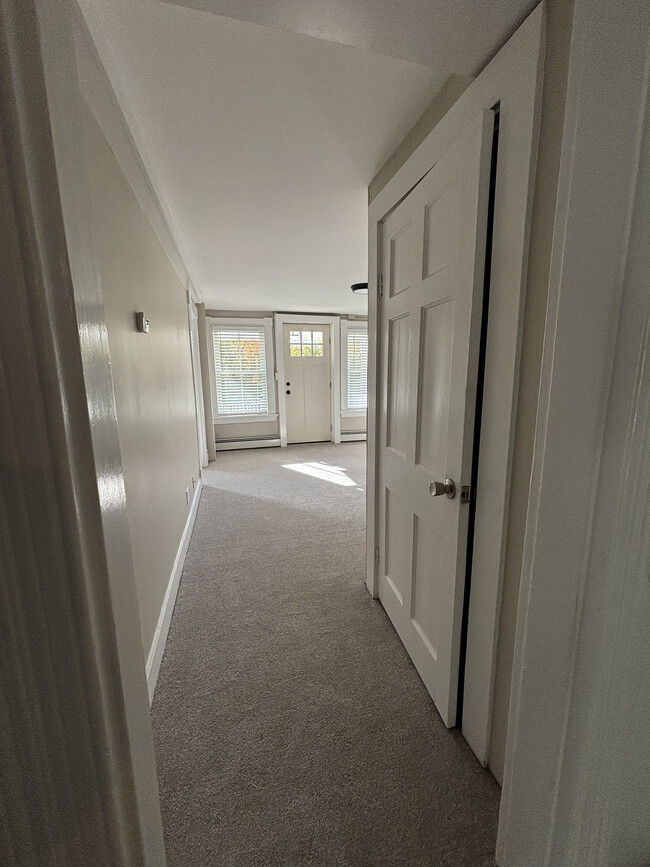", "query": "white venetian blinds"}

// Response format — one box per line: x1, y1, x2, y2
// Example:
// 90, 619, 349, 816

346, 326, 368, 410
212, 326, 268, 416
